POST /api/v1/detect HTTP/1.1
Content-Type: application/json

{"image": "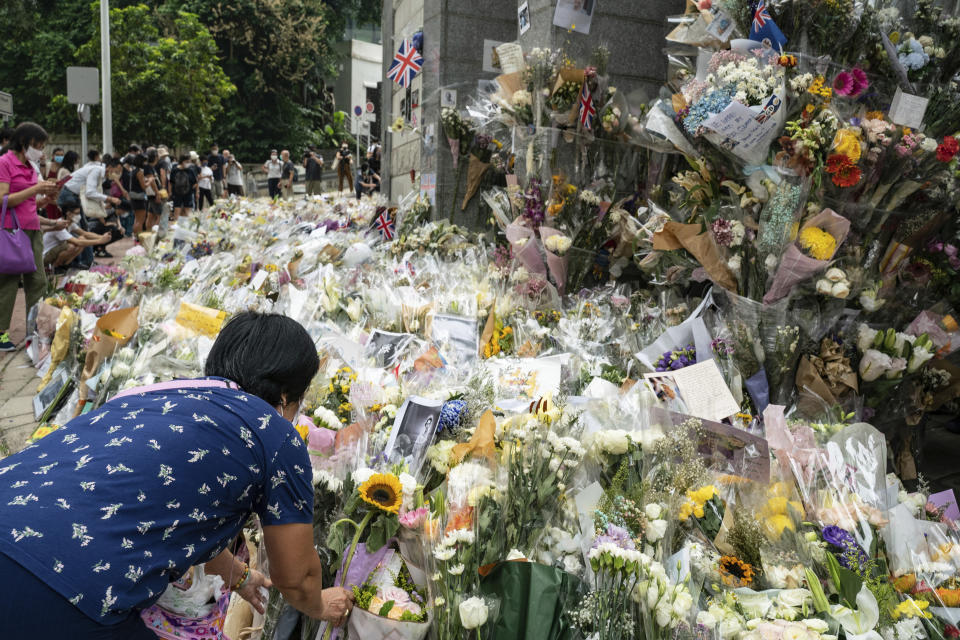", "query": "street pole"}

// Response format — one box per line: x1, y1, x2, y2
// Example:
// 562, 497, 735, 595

100, 0, 113, 154
79, 105, 88, 161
